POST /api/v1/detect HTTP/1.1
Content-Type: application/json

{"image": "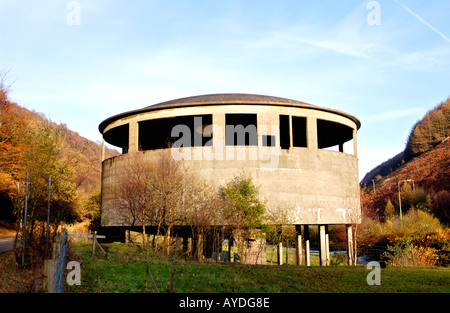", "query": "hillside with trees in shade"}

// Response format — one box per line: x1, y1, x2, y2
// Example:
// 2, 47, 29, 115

361, 97, 449, 224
